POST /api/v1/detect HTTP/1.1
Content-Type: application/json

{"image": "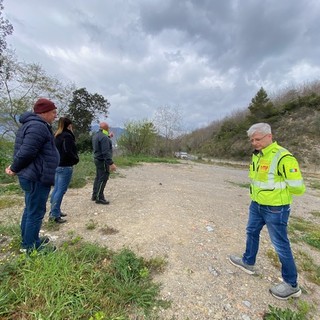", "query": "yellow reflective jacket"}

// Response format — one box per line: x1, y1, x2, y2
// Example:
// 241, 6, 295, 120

249, 141, 305, 205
